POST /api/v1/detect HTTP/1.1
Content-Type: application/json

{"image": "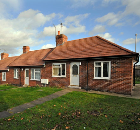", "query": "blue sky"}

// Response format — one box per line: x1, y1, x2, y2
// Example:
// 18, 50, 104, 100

0, 0, 140, 64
